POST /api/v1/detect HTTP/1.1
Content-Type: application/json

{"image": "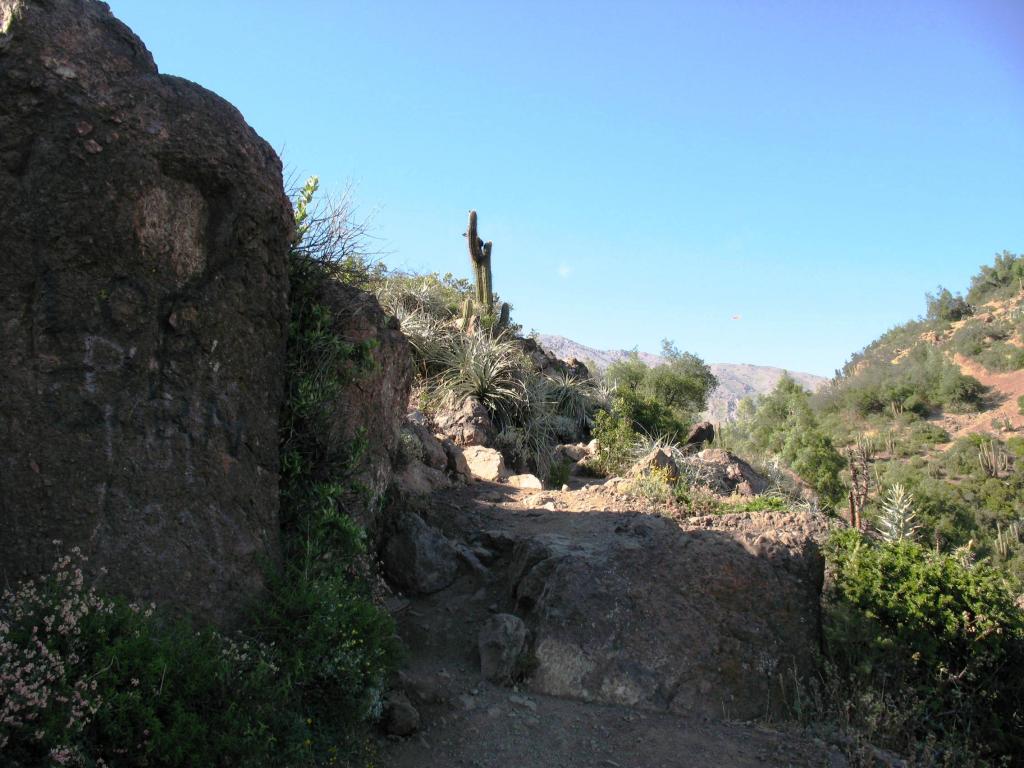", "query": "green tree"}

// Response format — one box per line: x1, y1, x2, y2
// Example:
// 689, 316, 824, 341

735, 375, 847, 505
